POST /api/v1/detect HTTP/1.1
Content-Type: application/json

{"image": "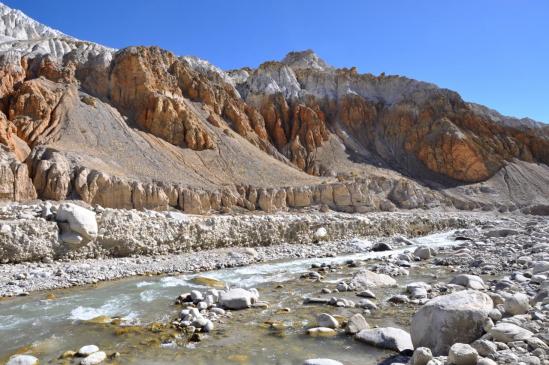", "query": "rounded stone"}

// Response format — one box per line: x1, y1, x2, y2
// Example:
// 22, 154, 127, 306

6, 355, 39, 365
78, 345, 99, 356
447, 343, 478, 365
